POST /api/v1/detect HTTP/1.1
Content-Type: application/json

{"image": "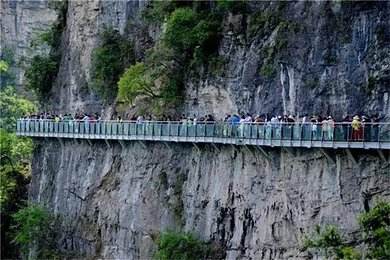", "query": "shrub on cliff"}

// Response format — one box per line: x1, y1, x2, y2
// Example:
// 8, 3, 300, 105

154, 231, 224, 260
90, 27, 134, 103
303, 201, 390, 259
12, 203, 60, 258
25, 55, 58, 100
118, 62, 153, 104
164, 7, 221, 60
